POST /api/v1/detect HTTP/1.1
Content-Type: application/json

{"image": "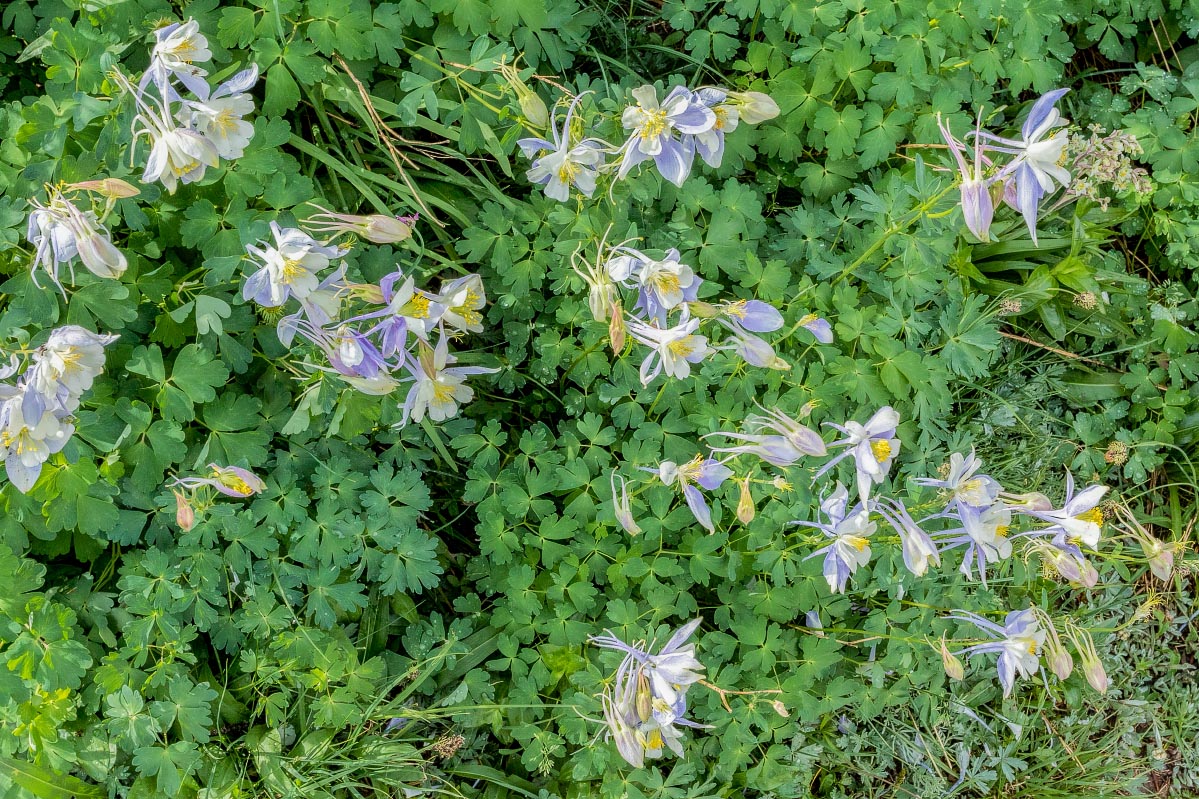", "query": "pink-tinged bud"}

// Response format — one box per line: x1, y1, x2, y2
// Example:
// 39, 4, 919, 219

1145, 541, 1175, 583
1067, 624, 1108, 694
362, 214, 417, 244
1082, 654, 1108, 694
730, 91, 779, 125
939, 635, 964, 681
69, 178, 141, 198
174, 490, 195, 531
1049, 647, 1074, 681
736, 477, 755, 524
770, 700, 789, 718
960, 179, 994, 242
1001, 491, 1054, 512
608, 301, 626, 353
